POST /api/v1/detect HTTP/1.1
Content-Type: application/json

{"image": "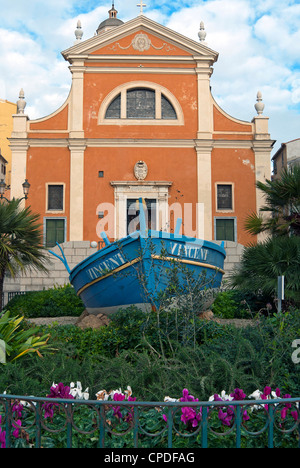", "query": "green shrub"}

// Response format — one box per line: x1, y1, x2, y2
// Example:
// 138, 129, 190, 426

211, 290, 274, 319
0, 308, 299, 402
4, 285, 85, 318
0, 311, 52, 362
